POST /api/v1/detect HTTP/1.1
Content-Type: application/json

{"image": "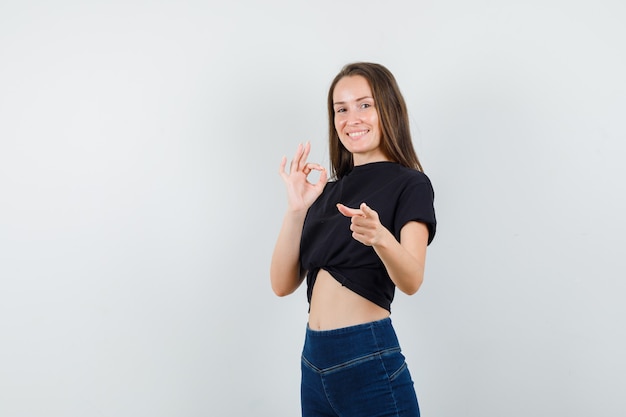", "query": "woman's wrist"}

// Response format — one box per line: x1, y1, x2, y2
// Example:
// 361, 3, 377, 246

284, 207, 308, 222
